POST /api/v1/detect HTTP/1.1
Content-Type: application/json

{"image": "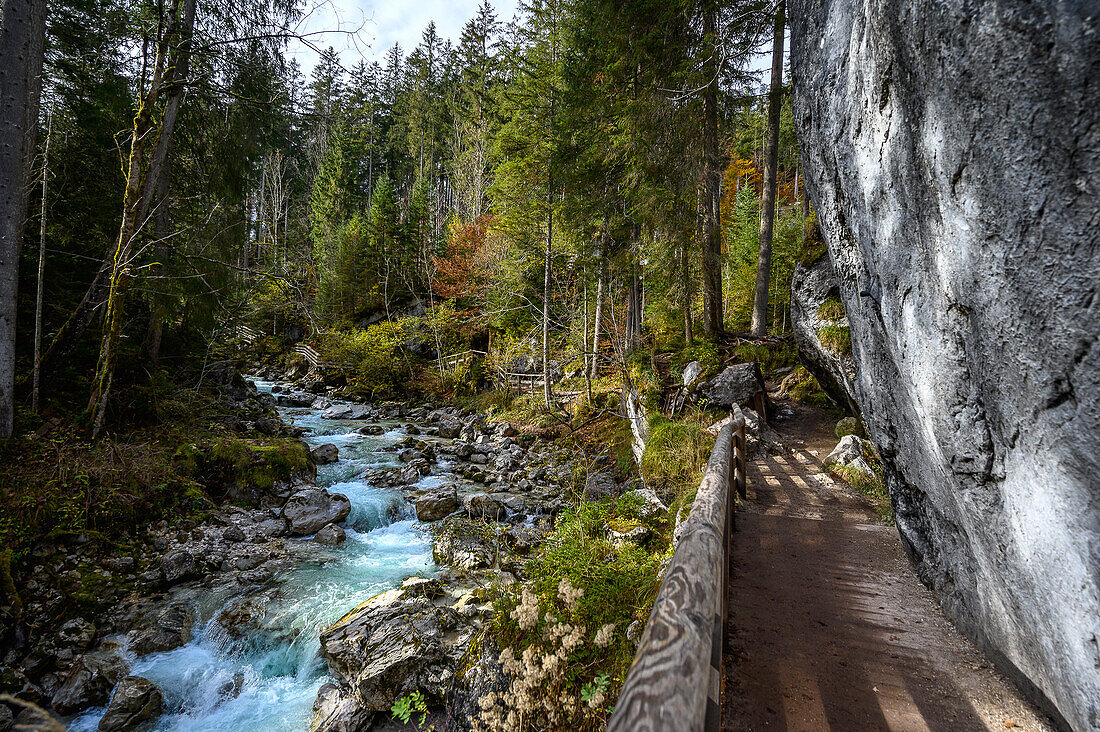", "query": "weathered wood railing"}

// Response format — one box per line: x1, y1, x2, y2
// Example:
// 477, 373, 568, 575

235, 325, 259, 344
292, 344, 326, 369
497, 371, 544, 391
441, 349, 486, 372
608, 406, 747, 732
